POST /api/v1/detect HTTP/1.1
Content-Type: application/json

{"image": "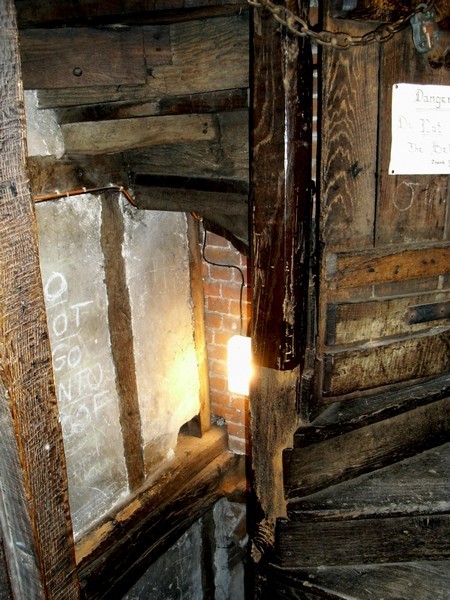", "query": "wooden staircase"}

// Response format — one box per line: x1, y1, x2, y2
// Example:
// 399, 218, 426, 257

258, 377, 450, 599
